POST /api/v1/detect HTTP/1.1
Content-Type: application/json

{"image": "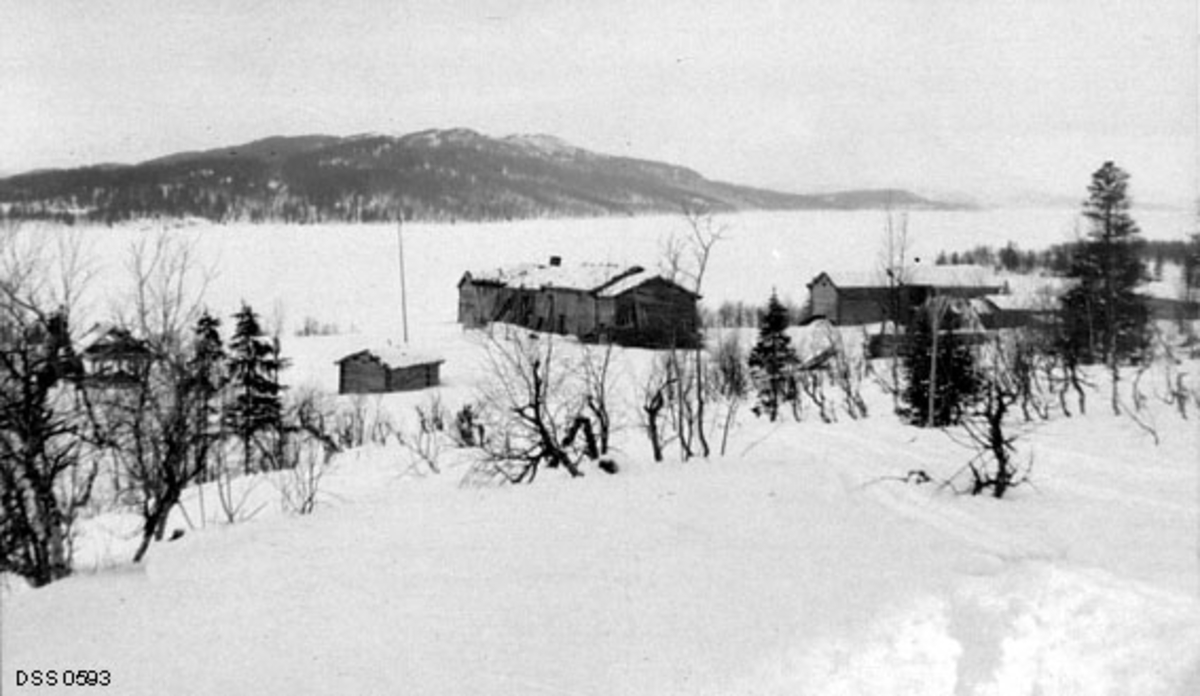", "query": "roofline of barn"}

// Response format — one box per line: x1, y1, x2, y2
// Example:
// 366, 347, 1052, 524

459, 262, 698, 298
